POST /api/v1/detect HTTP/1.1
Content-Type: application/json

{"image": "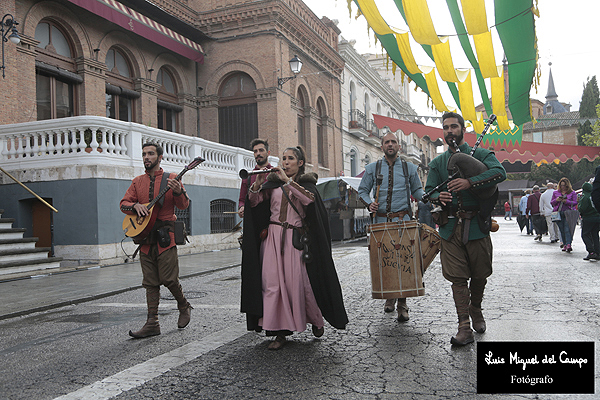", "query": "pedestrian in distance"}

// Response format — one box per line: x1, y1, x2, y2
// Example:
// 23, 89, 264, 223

424, 112, 506, 346
540, 182, 560, 243
578, 182, 600, 260
519, 190, 532, 235
238, 138, 272, 218
120, 143, 193, 338
240, 146, 348, 350
503, 200, 512, 220
526, 185, 545, 242
551, 177, 578, 253
358, 131, 425, 321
